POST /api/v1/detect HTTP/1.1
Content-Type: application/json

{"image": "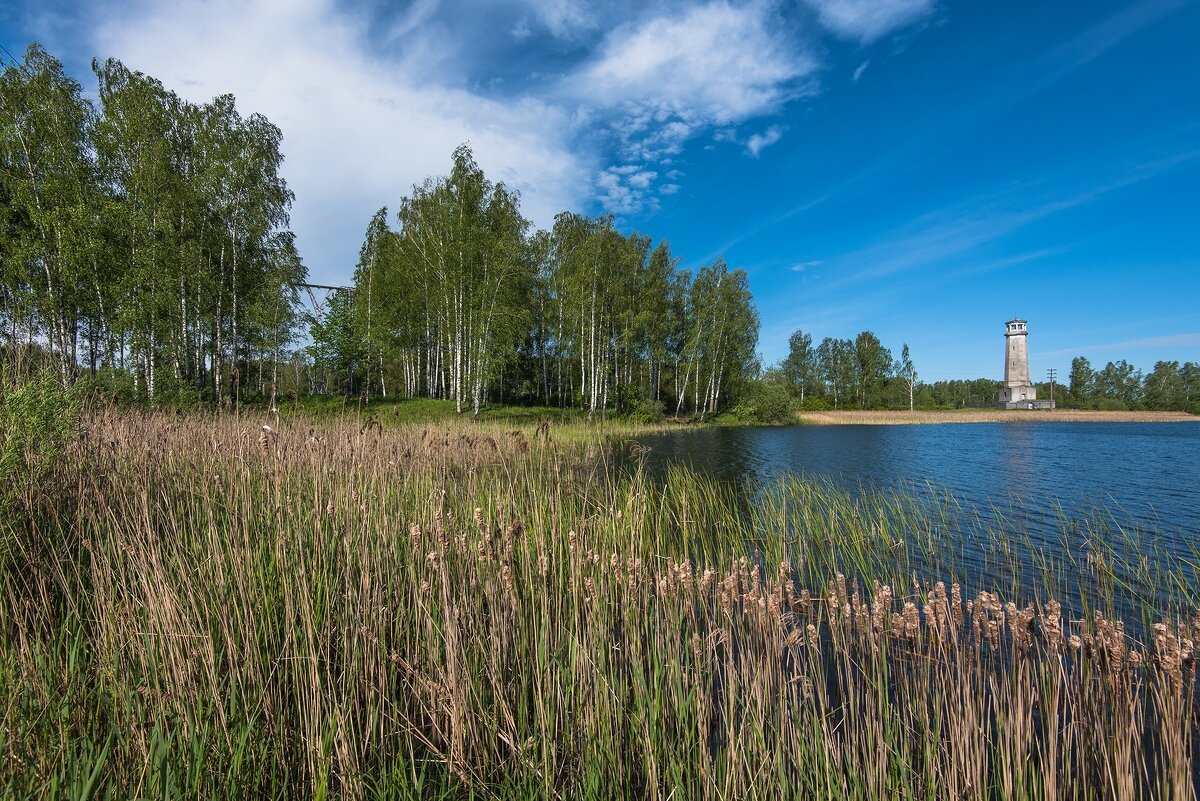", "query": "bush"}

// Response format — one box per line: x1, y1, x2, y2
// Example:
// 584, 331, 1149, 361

77, 368, 203, 409
0, 370, 82, 560
799, 396, 832, 412
625, 397, 665, 424
731, 383, 795, 424
75, 367, 137, 405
